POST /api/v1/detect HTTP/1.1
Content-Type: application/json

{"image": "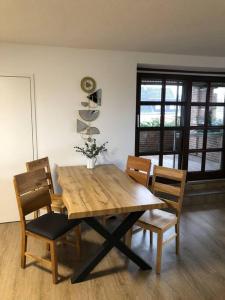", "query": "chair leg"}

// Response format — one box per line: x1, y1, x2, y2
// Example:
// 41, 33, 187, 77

21, 234, 27, 268
75, 225, 81, 258
150, 231, 153, 247
175, 224, 180, 255
156, 232, 163, 274
125, 227, 133, 248
50, 241, 58, 284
